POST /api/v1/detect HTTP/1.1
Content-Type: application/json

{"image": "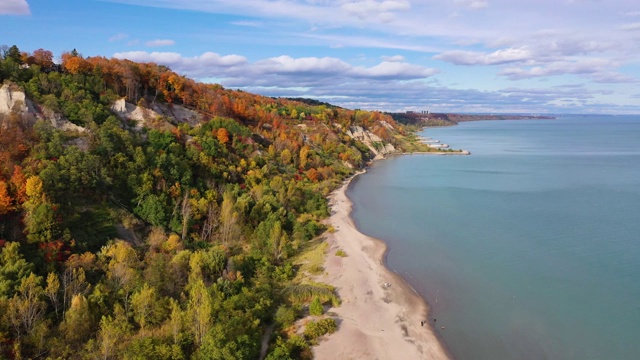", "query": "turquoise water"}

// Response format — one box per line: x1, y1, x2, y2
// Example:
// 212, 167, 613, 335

347, 116, 640, 359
